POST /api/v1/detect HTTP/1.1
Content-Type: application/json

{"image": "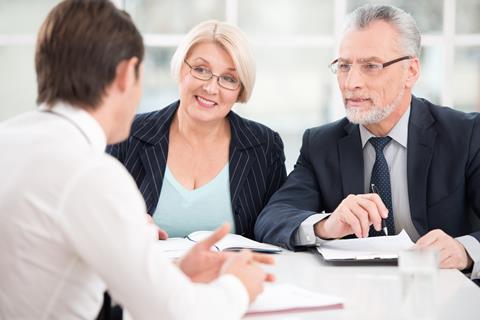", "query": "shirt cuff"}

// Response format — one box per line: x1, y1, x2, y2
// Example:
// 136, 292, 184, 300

456, 235, 480, 280
294, 213, 330, 246
215, 274, 250, 315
